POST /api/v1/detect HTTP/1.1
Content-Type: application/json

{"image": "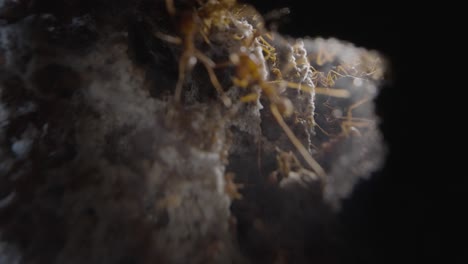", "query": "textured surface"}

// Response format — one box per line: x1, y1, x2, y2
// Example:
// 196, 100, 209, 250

0, 1, 386, 263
